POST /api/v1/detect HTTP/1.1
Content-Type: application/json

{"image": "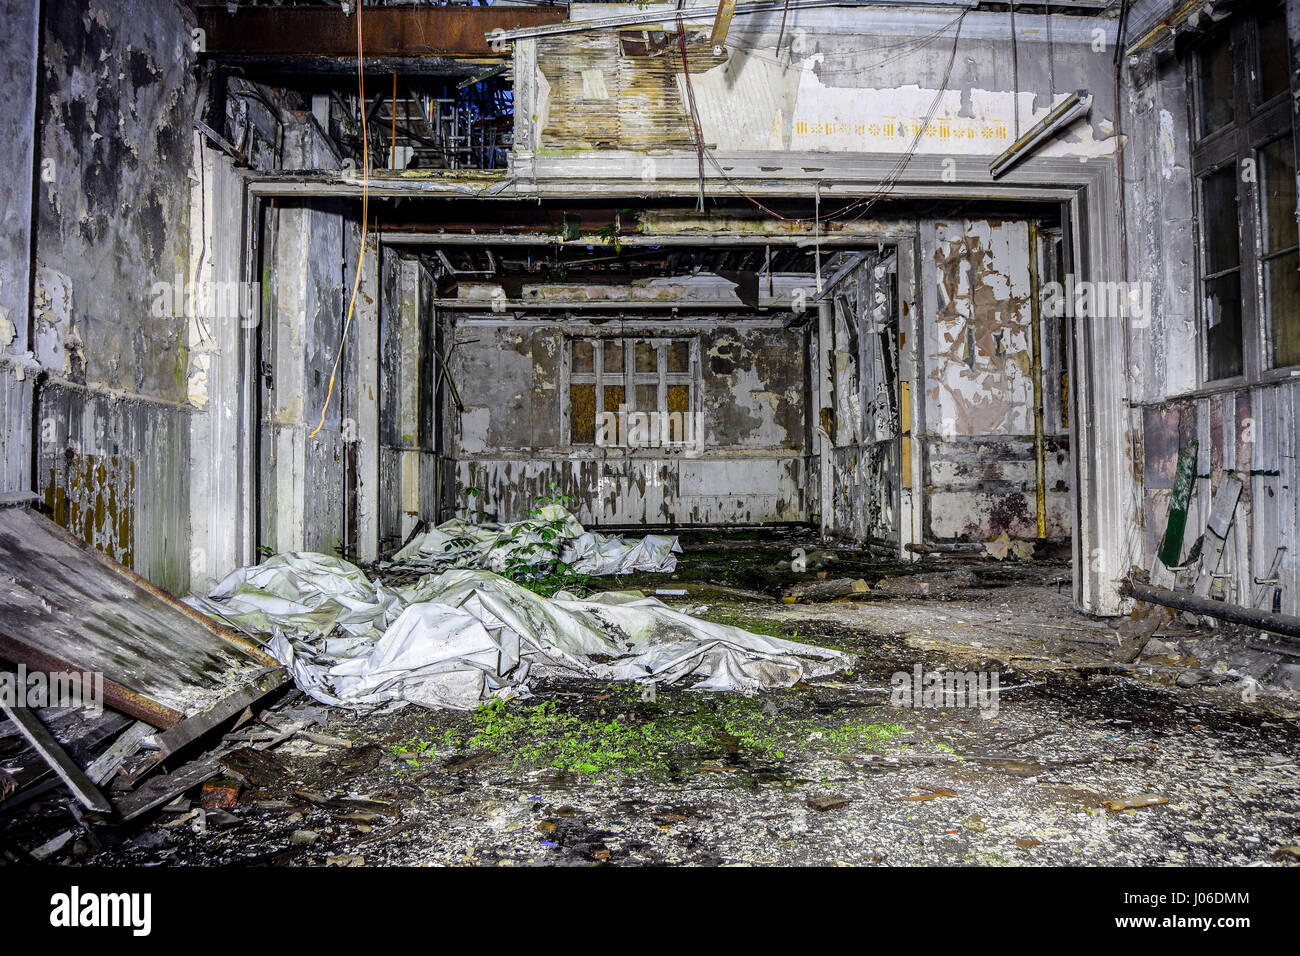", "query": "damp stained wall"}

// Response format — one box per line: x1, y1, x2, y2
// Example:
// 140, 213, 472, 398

442, 316, 809, 526
5, 0, 199, 593
920, 218, 1072, 542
